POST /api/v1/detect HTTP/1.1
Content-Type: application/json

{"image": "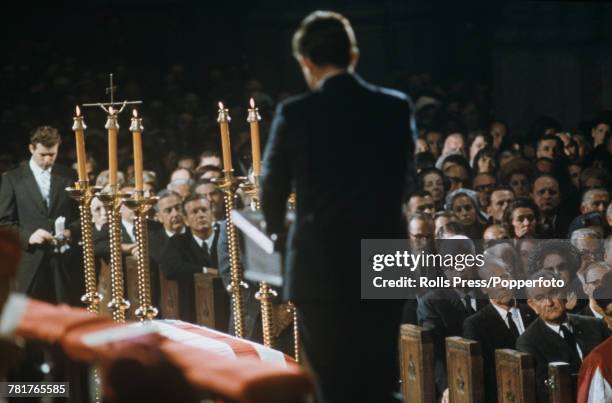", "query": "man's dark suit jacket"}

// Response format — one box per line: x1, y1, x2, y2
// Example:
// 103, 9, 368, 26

160, 228, 218, 323
0, 162, 78, 299
417, 287, 489, 396
463, 302, 536, 403
260, 72, 414, 303
516, 314, 610, 403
